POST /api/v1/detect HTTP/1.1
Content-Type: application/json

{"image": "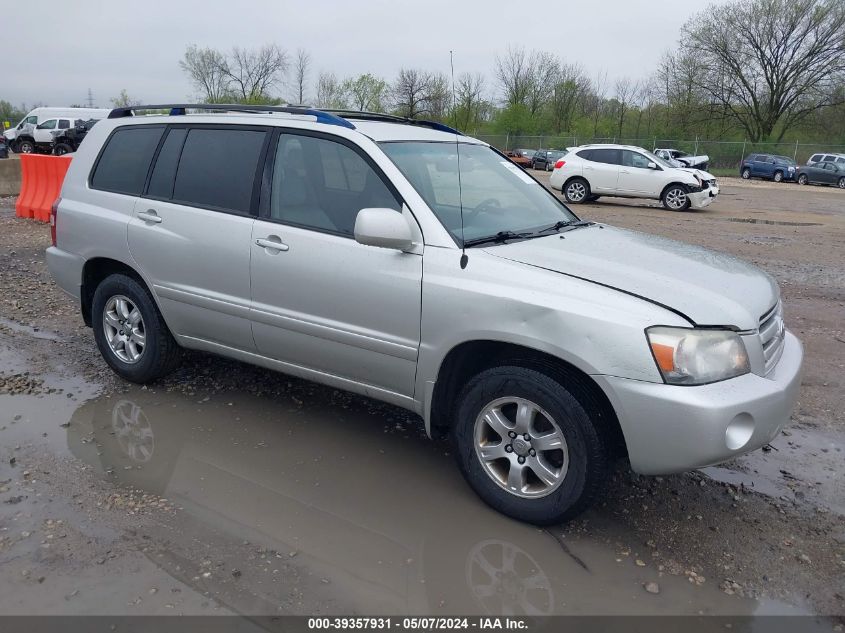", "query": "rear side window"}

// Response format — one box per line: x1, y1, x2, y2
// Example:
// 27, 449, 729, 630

576, 149, 593, 160
58, 119, 70, 130
590, 149, 621, 165
147, 128, 188, 199
172, 128, 266, 213
91, 126, 165, 196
